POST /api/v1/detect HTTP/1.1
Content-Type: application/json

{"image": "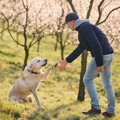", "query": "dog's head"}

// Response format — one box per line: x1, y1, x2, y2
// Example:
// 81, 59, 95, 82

27, 58, 48, 71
